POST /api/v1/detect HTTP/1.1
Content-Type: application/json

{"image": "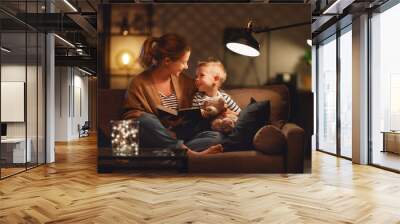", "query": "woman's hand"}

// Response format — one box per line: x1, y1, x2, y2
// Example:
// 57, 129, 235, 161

166, 129, 177, 139
162, 117, 185, 129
